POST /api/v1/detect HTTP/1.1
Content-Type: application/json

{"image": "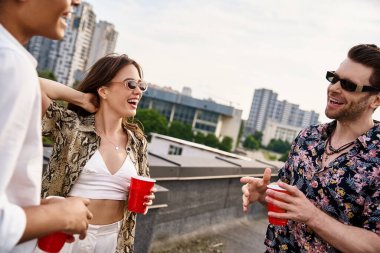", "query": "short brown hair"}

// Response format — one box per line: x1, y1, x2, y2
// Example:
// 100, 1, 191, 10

348, 44, 380, 90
